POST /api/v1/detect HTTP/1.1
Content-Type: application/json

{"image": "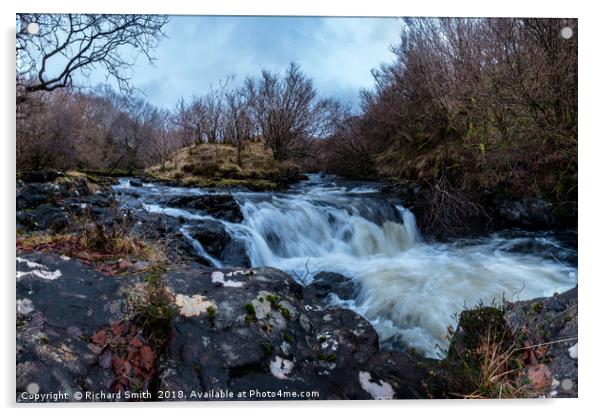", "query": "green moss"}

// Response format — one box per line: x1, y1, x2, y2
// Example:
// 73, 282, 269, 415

264, 294, 292, 320
144, 263, 167, 284
282, 333, 293, 343
129, 273, 176, 353
244, 302, 257, 324
279, 307, 291, 321
317, 352, 337, 362
244, 303, 256, 315
261, 342, 274, 356
266, 294, 280, 306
